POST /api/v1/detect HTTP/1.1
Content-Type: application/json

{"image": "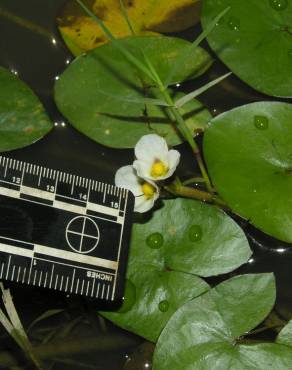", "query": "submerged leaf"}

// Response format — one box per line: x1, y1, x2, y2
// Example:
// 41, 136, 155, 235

202, 0, 292, 97
100, 198, 251, 341
58, 0, 202, 55
28, 309, 65, 332
0, 67, 53, 152
55, 36, 212, 148
204, 101, 292, 243
153, 274, 292, 370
